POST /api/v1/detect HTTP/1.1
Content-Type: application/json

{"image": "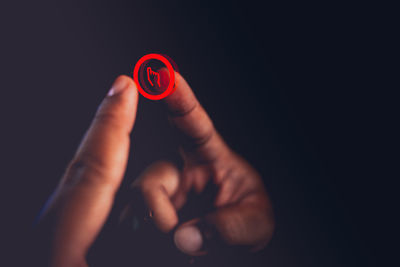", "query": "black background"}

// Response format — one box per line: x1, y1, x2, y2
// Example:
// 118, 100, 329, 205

1, 0, 381, 266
